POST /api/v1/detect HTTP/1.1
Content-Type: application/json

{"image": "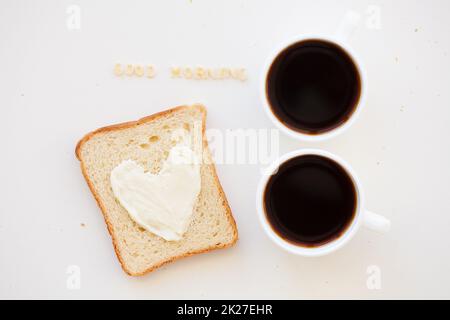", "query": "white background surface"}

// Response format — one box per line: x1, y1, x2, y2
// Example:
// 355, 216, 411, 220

1, 0, 450, 299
